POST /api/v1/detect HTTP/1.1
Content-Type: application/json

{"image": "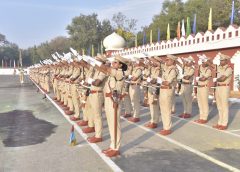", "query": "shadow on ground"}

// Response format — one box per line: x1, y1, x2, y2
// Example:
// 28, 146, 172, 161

0, 110, 57, 147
